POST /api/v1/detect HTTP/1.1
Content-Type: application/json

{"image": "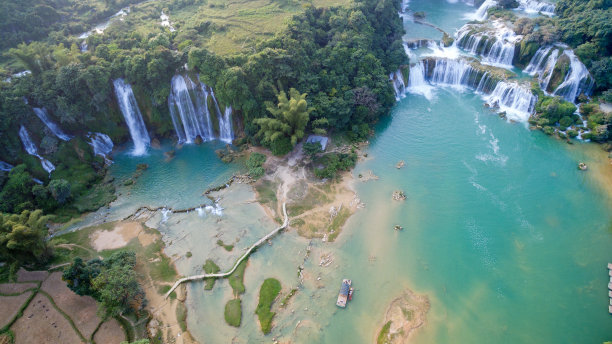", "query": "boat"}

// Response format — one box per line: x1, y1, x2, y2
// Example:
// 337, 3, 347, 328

336, 279, 352, 308
348, 287, 354, 301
